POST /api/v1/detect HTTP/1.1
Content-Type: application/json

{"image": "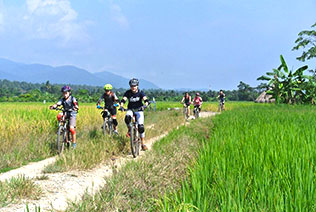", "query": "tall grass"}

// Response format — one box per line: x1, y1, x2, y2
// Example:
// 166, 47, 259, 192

66, 116, 213, 211
158, 104, 316, 211
0, 101, 252, 173
0, 102, 122, 172
44, 110, 185, 172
